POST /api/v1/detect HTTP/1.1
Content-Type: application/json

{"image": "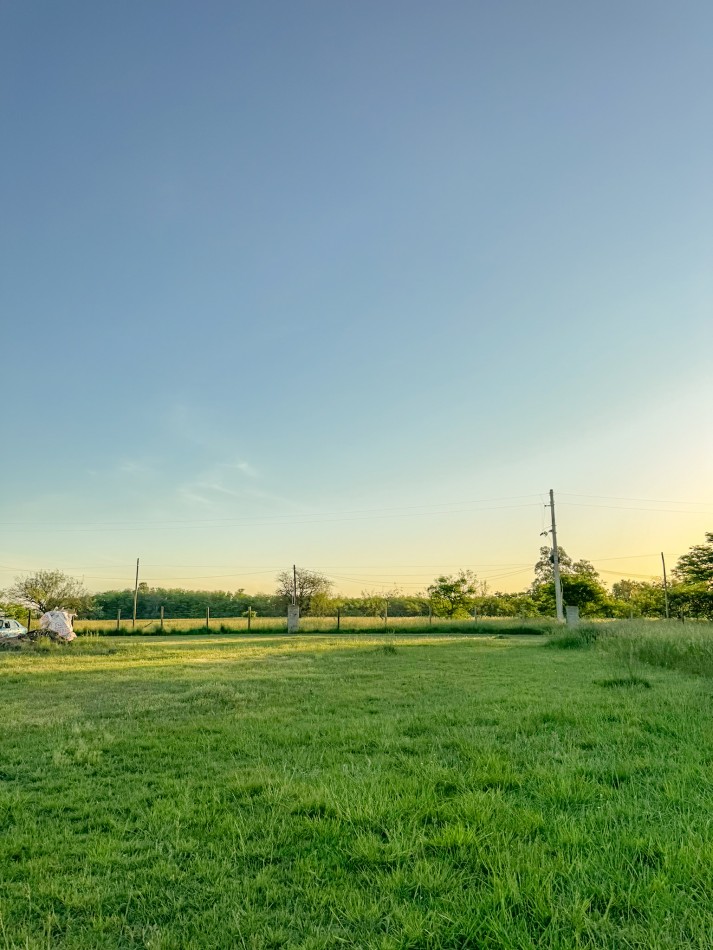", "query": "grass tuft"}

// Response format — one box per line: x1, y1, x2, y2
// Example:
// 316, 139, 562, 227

546, 624, 601, 649
595, 674, 652, 689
